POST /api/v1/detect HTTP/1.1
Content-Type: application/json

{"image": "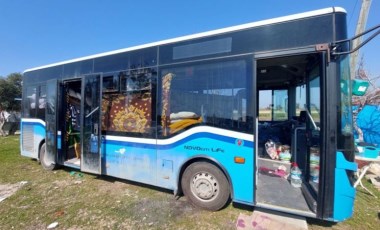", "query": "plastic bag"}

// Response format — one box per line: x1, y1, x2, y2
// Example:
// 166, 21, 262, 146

265, 139, 278, 160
